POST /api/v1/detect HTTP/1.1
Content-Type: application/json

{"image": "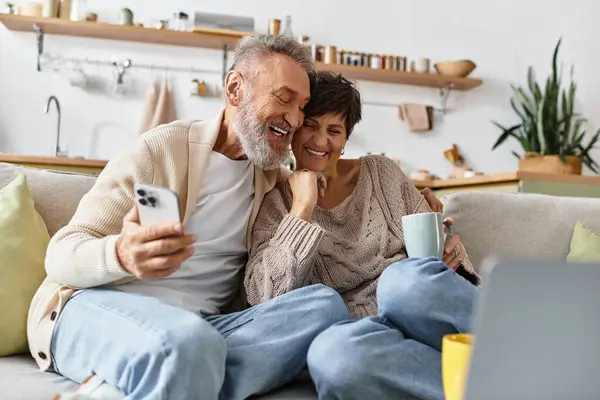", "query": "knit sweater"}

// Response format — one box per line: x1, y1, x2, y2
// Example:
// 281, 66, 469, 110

245, 155, 477, 319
